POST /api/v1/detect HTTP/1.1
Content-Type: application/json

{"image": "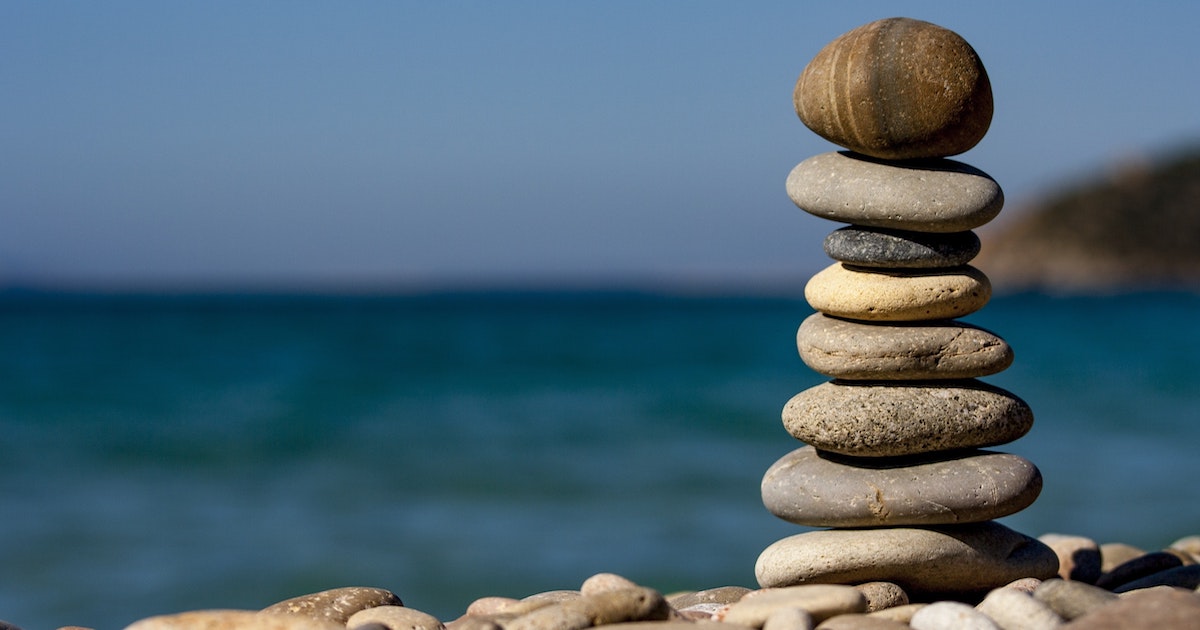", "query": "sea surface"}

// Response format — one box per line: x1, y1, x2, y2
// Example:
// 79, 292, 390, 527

1, 290, 1198, 628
